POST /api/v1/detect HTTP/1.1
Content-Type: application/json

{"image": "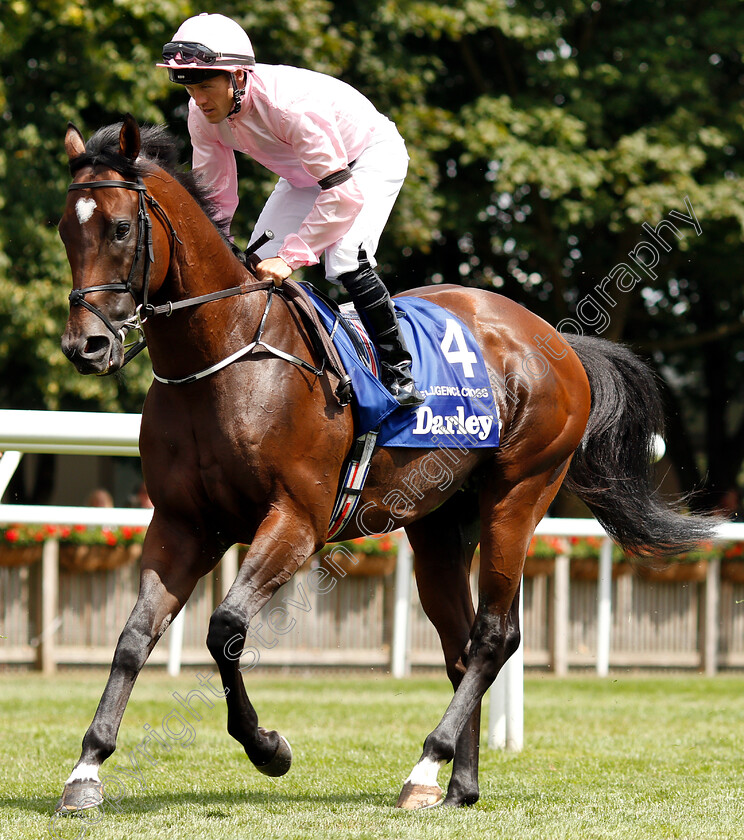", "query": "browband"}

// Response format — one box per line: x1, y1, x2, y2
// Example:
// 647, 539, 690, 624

69, 180, 146, 192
